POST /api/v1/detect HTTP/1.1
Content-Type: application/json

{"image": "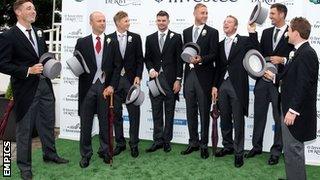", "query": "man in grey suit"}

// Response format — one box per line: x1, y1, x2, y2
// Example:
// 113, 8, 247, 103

265, 17, 318, 180
0, 0, 68, 179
